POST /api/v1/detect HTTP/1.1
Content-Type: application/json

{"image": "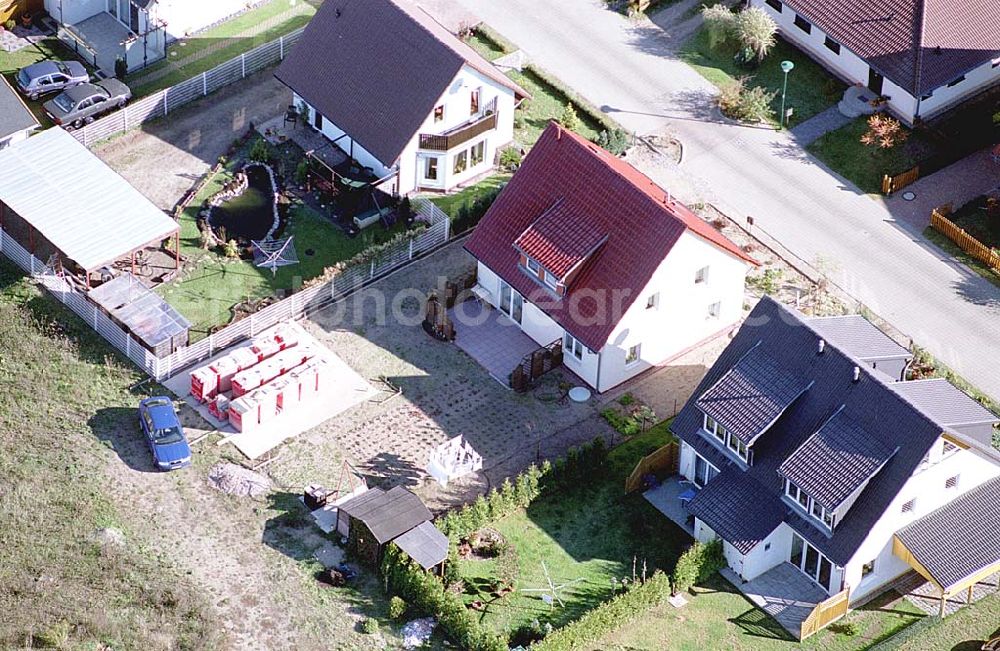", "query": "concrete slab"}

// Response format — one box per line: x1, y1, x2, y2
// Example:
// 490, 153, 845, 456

449, 299, 540, 386
163, 322, 379, 459
644, 476, 696, 535
722, 563, 827, 639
